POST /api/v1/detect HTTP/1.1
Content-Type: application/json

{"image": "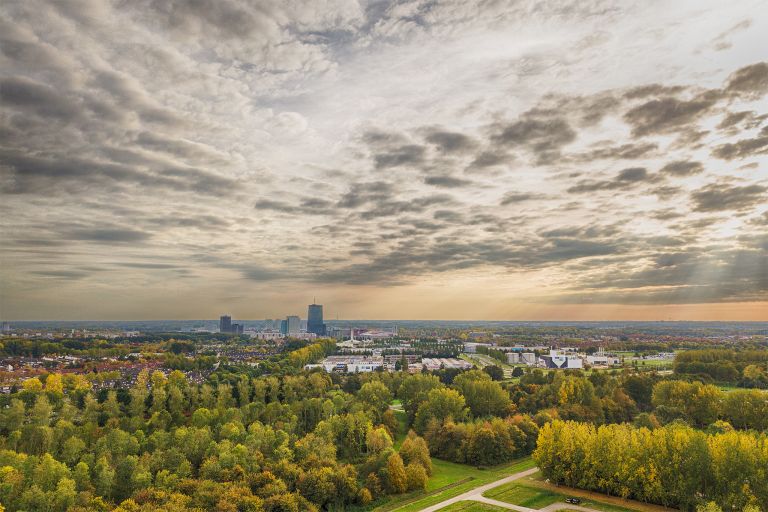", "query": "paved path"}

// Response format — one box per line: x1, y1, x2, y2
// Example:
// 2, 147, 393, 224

416, 467, 605, 512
